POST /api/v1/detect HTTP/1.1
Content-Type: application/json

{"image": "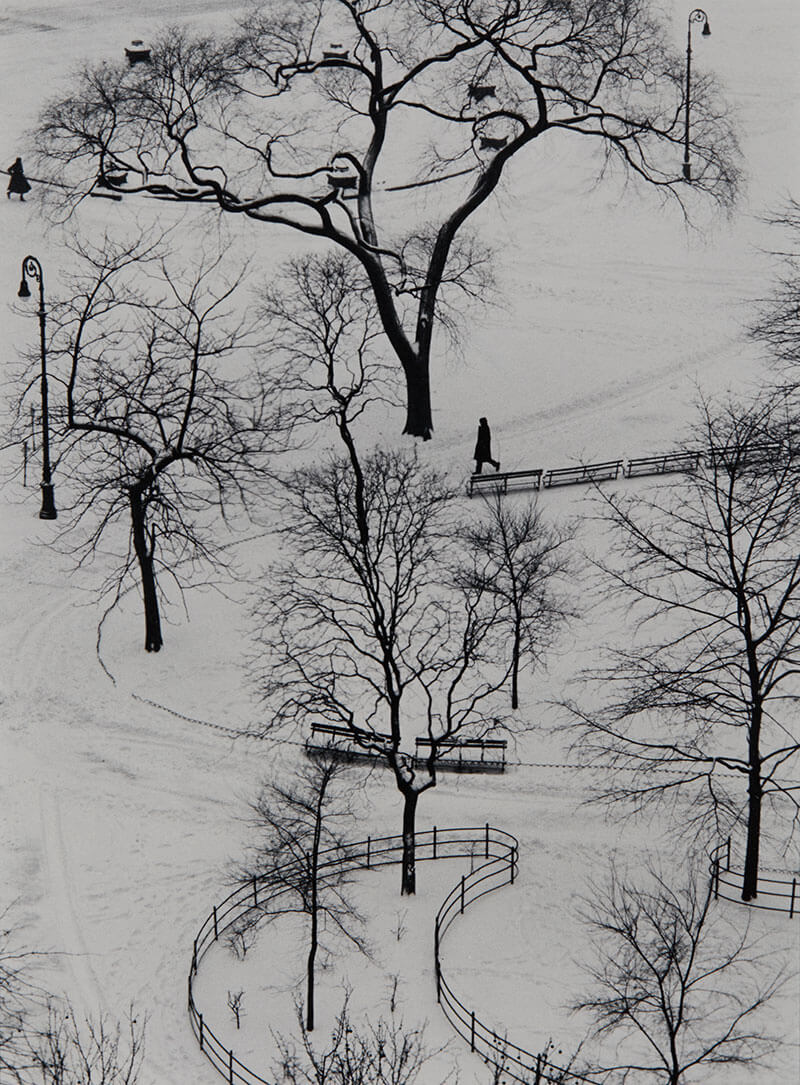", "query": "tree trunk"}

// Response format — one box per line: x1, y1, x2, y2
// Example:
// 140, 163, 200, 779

129, 487, 163, 653
742, 698, 763, 901
400, 788, 419, 896
402, 359, 433, 441
307, 902, 317, 1031
511, 623, 521, 710
742, 763, 762, 901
